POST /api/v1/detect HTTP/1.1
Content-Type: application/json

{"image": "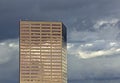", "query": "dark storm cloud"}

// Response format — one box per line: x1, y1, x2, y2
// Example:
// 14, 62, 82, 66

1, 0, 120, 40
